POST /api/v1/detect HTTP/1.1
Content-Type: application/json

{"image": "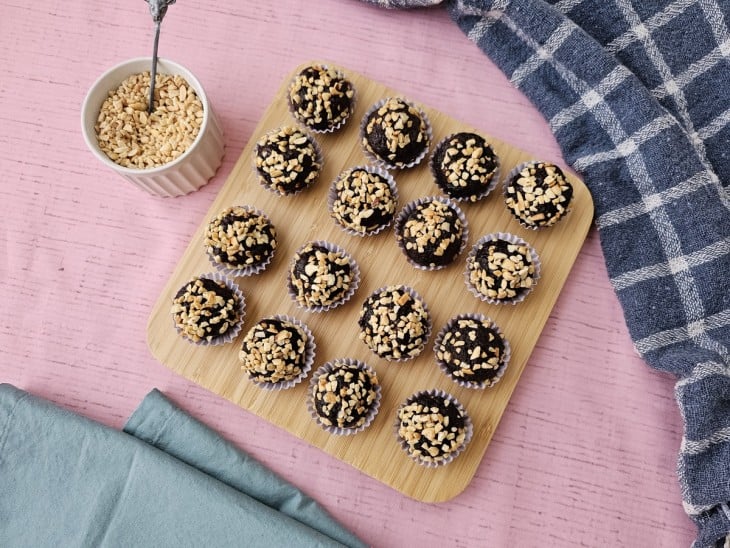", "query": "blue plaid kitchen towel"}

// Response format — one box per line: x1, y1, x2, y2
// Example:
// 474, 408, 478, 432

362, 0, 730, 546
